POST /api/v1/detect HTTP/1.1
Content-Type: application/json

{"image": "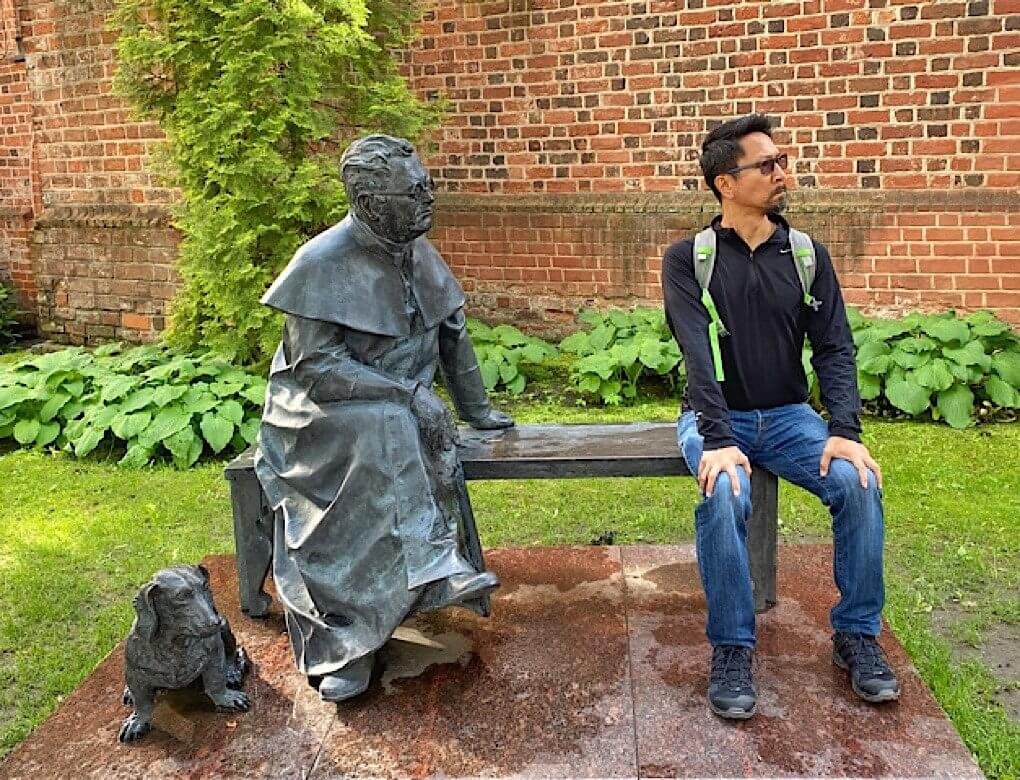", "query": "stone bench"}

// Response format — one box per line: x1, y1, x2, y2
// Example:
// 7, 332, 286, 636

224, 422, 780, 619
